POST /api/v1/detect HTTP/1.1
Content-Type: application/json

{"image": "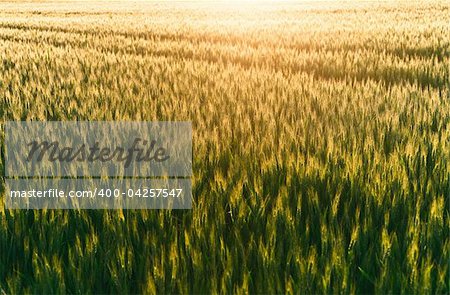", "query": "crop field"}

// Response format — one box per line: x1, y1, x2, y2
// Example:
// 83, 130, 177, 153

0, 0, 449, 293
